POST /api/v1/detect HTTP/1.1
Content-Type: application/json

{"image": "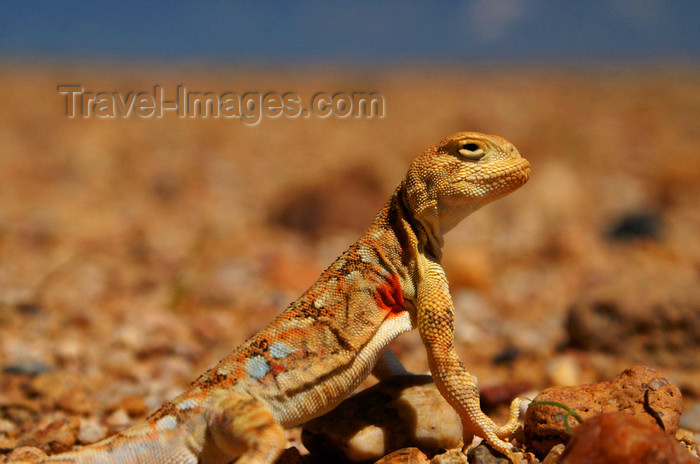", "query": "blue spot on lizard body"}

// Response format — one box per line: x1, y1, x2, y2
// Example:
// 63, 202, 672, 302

246, 355, 270, 380
269, 341, 295, 359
